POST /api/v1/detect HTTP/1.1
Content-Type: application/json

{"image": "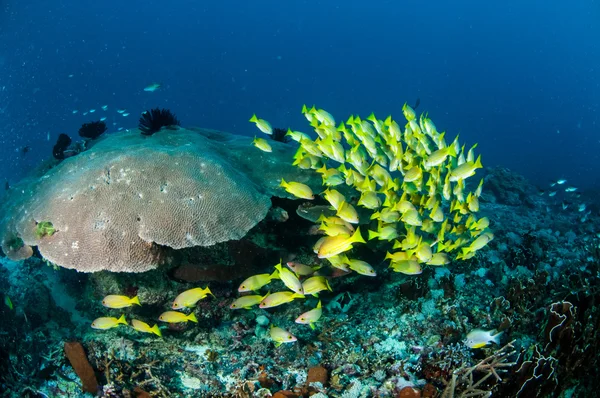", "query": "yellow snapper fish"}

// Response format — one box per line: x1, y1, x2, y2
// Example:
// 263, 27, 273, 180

274, 262, 304, 294
102, 295, 141, 309
286, 261, 317, 276
323, 188, 346, 211
280, 178, 314, 200
249, 114, 273, 135
172, 287, 213, 309
302, 276, 332, 296
317, 228, 365, 259
238, 270, 279, 293
464, 328, 503, 349
158, 311, 198, 323
230, 294, 266, 310
295, 300, 322, 329
347, 259, 377, 276
259, 291, 305, 309
143, 83, 161, 92
91, 314, 127, 330
131, 319, 162, 337
389, 260, 422, 275
252, 137, 272, 152
270, 325, 297, 347
336, 201, 359, 224
449, 155, 483, 182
